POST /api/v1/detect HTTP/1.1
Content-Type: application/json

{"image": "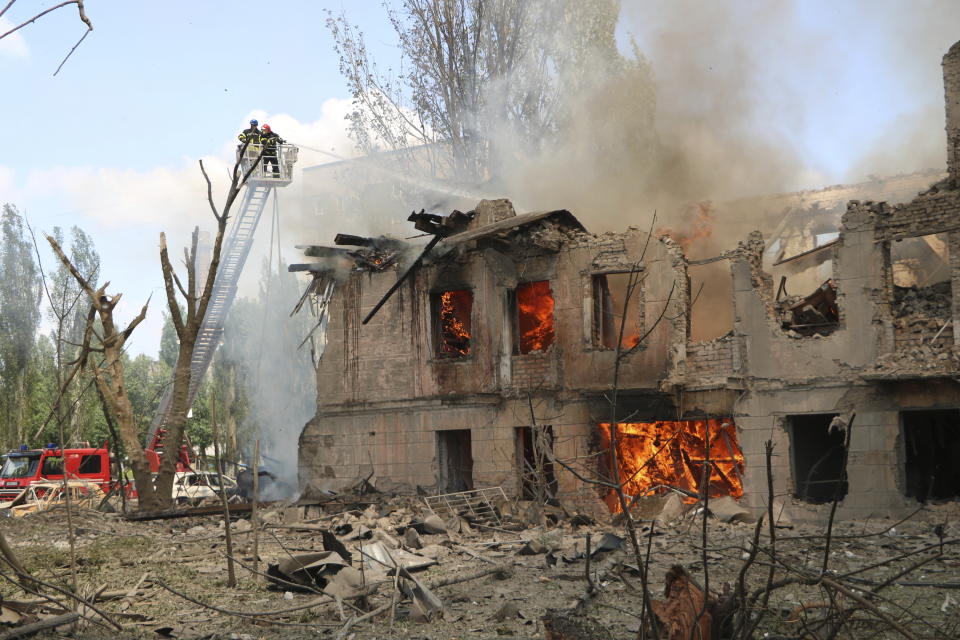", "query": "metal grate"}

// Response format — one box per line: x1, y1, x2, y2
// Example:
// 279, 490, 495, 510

423, 487, 508, 526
